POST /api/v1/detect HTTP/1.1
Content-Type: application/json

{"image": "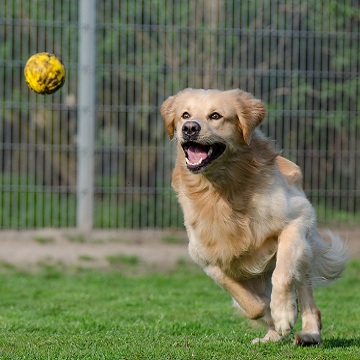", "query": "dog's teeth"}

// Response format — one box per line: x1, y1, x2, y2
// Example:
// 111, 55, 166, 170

208, 148, 213, 156
191, 158, 203, 166
186, 157, 203, 166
